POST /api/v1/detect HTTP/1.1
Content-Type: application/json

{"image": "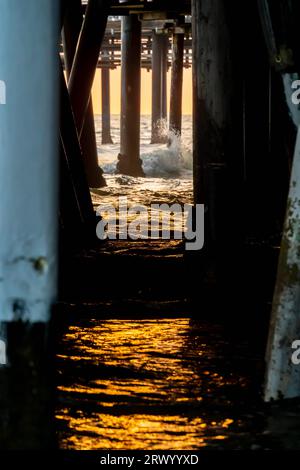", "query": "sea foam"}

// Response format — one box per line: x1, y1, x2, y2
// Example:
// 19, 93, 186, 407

96, 115, 192, 179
